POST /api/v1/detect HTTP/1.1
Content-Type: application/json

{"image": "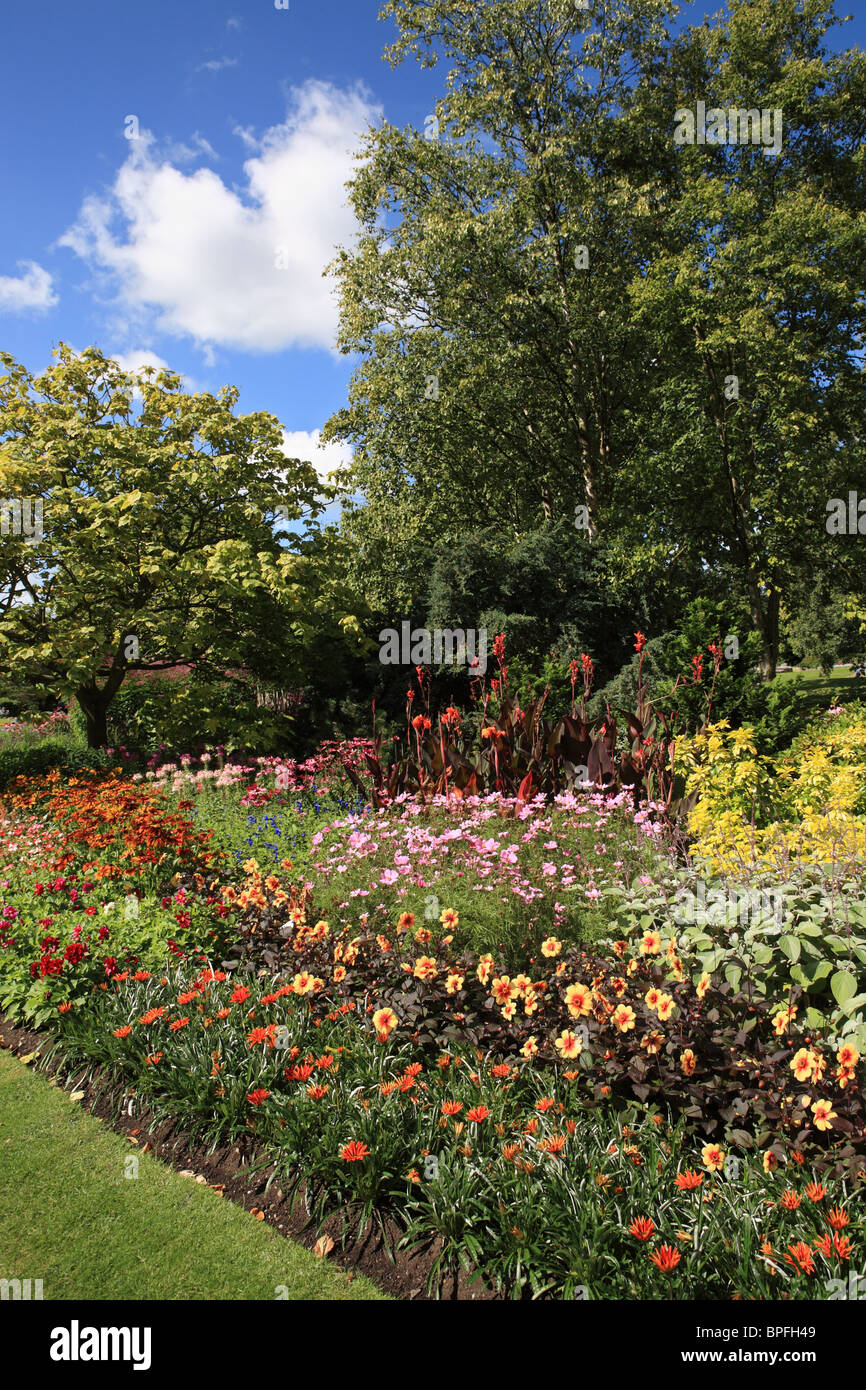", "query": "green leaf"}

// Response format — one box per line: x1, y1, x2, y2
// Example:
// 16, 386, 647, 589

830, 970, 858, 1007
778, 934, 800, 964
